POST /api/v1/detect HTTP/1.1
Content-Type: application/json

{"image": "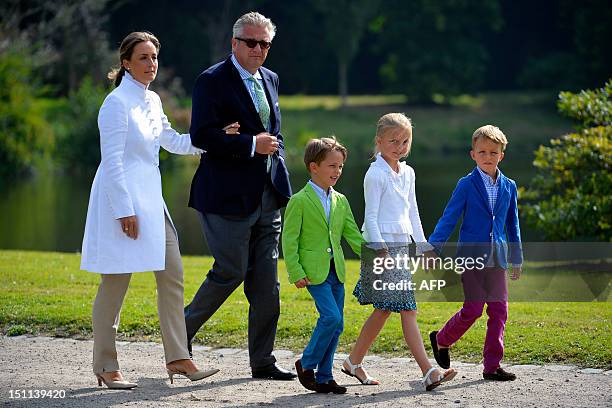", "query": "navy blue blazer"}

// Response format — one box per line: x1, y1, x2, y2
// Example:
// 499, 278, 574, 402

428, 167, 523, 268
188, 56, 292, 216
